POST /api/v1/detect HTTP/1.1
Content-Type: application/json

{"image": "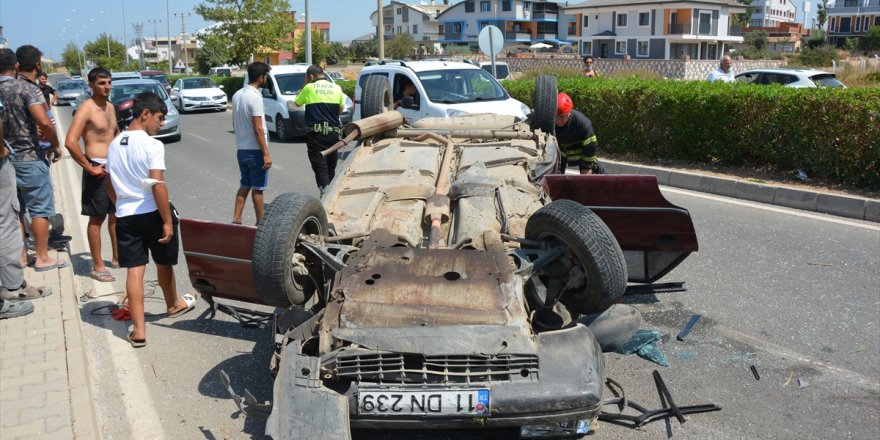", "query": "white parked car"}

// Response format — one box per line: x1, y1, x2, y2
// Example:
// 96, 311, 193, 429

172, 77, 228, 113
243, 64, 353, 141
353, 60, 530, 123
734, 68, 847, 88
